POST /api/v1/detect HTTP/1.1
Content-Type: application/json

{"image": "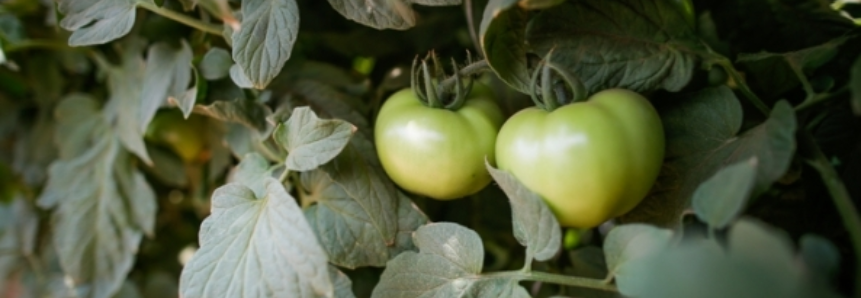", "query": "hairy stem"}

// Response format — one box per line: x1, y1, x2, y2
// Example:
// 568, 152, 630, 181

437, 59, 491, 91
137, 1, 223, 36
482, 271, 618, 292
